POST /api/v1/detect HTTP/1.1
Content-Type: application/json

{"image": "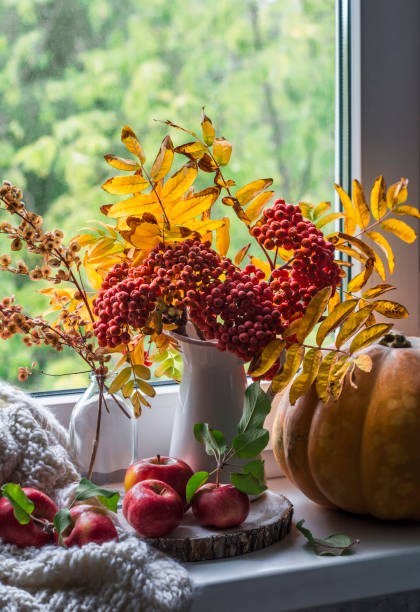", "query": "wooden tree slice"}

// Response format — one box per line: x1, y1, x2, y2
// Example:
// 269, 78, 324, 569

145, 491, 293, 562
